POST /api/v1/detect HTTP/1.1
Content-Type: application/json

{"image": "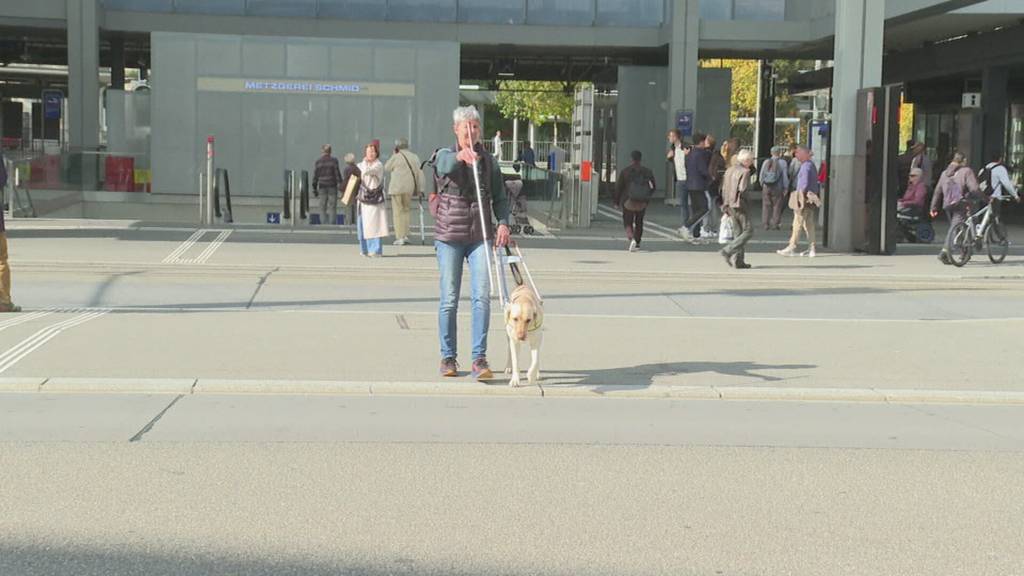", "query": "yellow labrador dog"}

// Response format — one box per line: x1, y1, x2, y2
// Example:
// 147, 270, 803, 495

504, 284, 544, 387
